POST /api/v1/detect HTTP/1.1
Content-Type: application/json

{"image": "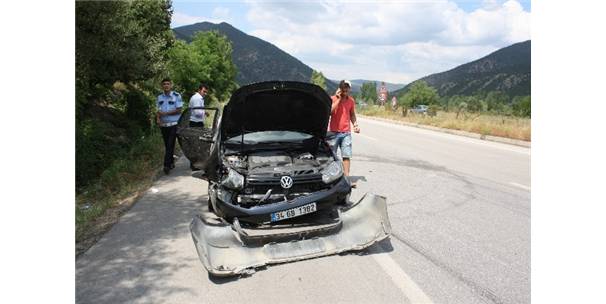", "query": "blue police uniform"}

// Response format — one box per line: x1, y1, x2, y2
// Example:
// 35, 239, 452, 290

157, 91, 183, 172
157, 91, 183, 126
